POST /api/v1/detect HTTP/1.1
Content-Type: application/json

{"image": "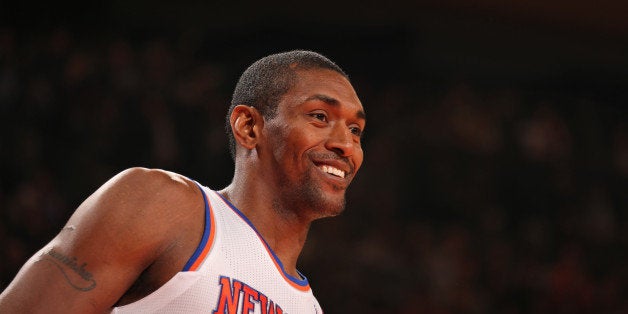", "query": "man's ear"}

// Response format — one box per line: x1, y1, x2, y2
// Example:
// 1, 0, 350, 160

230, 105, 264, 150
